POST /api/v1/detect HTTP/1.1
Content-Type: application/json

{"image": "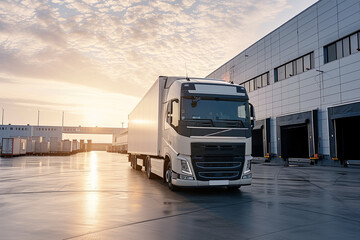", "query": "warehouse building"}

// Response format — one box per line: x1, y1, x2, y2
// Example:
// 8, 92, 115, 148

0, 125, 62, 142
207, 0, 360, 166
